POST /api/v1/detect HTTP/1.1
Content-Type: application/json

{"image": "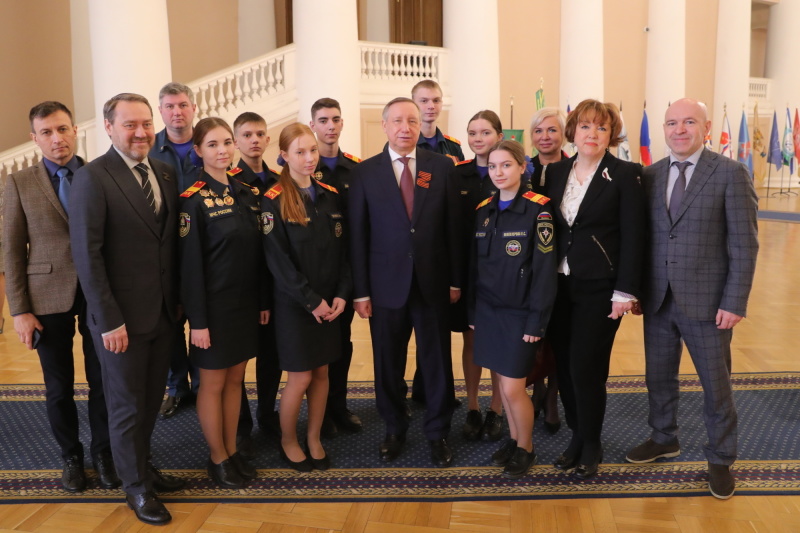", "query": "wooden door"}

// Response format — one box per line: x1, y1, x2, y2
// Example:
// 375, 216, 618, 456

390, 0, 442, 46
